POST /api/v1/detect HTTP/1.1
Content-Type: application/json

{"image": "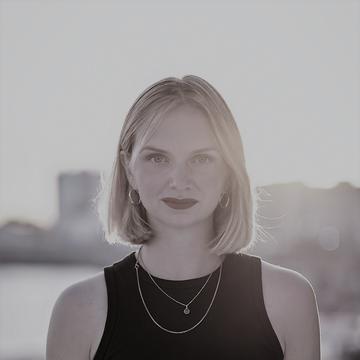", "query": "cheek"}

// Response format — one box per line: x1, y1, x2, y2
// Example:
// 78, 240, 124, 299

199, 164, 228, 186
135, 168, 163, 194
137, 166, 164, 181
201, 175, 225, 198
